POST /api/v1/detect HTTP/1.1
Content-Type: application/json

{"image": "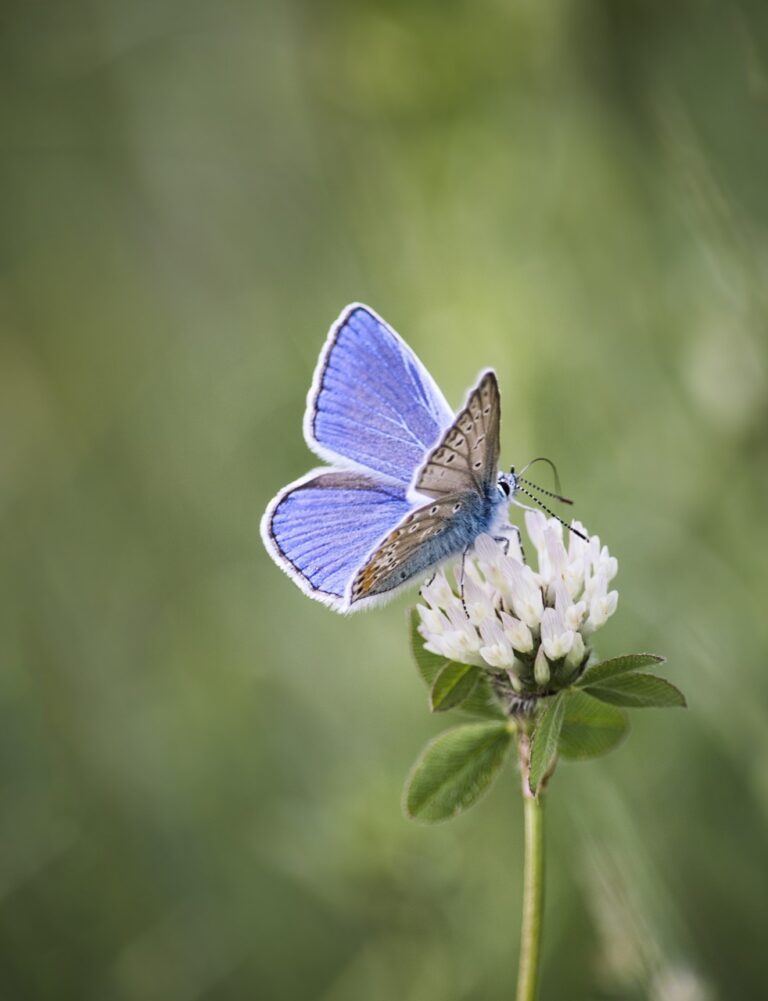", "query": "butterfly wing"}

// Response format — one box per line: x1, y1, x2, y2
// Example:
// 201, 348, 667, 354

261, 470, 412, 610
304, 304, 454, 485
410, 370, 501, 500
348, 491, 486, 606
349, 372, 503, 606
